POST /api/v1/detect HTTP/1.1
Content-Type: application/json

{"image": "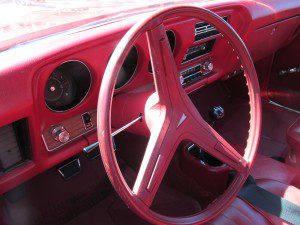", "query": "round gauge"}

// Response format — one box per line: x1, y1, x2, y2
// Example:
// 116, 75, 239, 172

44, 61, 91, 111
44, 71, 76, 108
115, 46, 138, 89
148, 30, 176, 74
